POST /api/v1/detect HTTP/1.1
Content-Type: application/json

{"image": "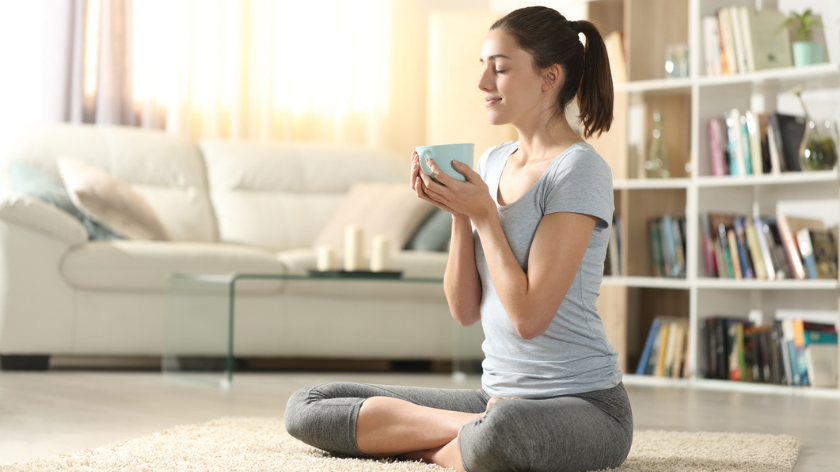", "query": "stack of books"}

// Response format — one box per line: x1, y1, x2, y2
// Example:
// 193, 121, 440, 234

636, 316, 690, 378
702, 7, 793, 76
699, 317, 838, 387
700, 214, 838, 280
649, 215, 686, 278
707, 110, 809, 177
